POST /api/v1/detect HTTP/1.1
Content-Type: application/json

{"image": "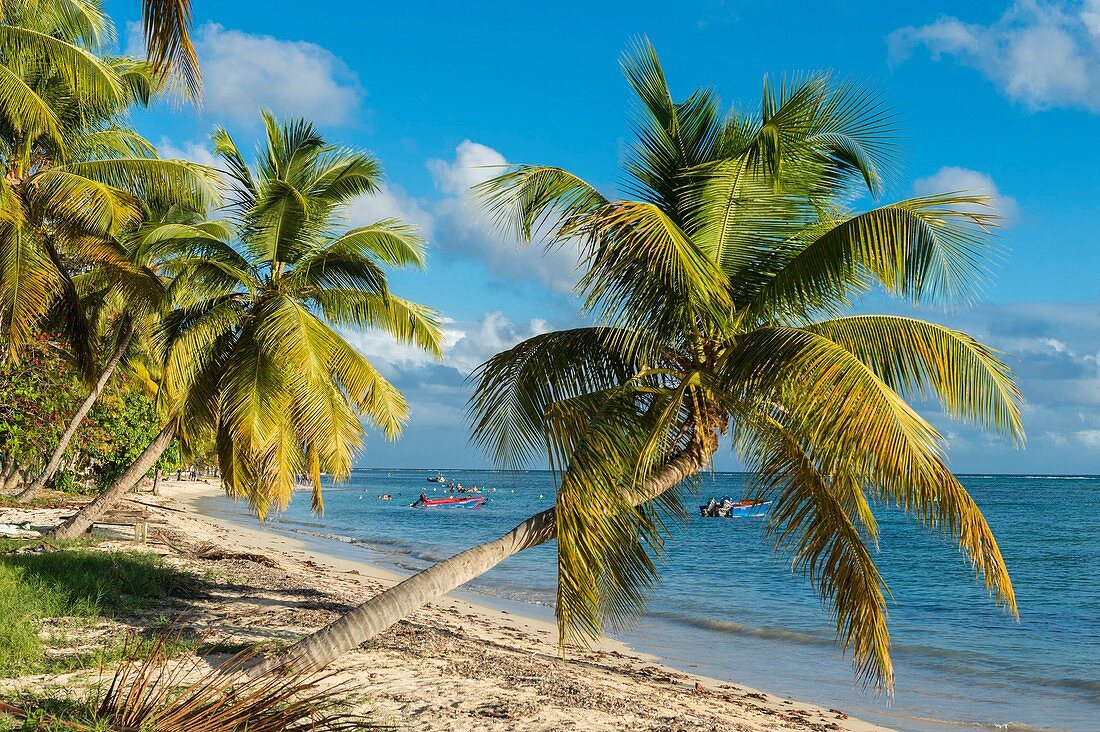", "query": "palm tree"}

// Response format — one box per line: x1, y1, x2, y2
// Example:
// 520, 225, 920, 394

0, 3, 218, 364
52, 113, 444, 540
16, 208, 227, 498
260, 41, 1022, 691
0, 0, 201, 100
0, 5, 217, 496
